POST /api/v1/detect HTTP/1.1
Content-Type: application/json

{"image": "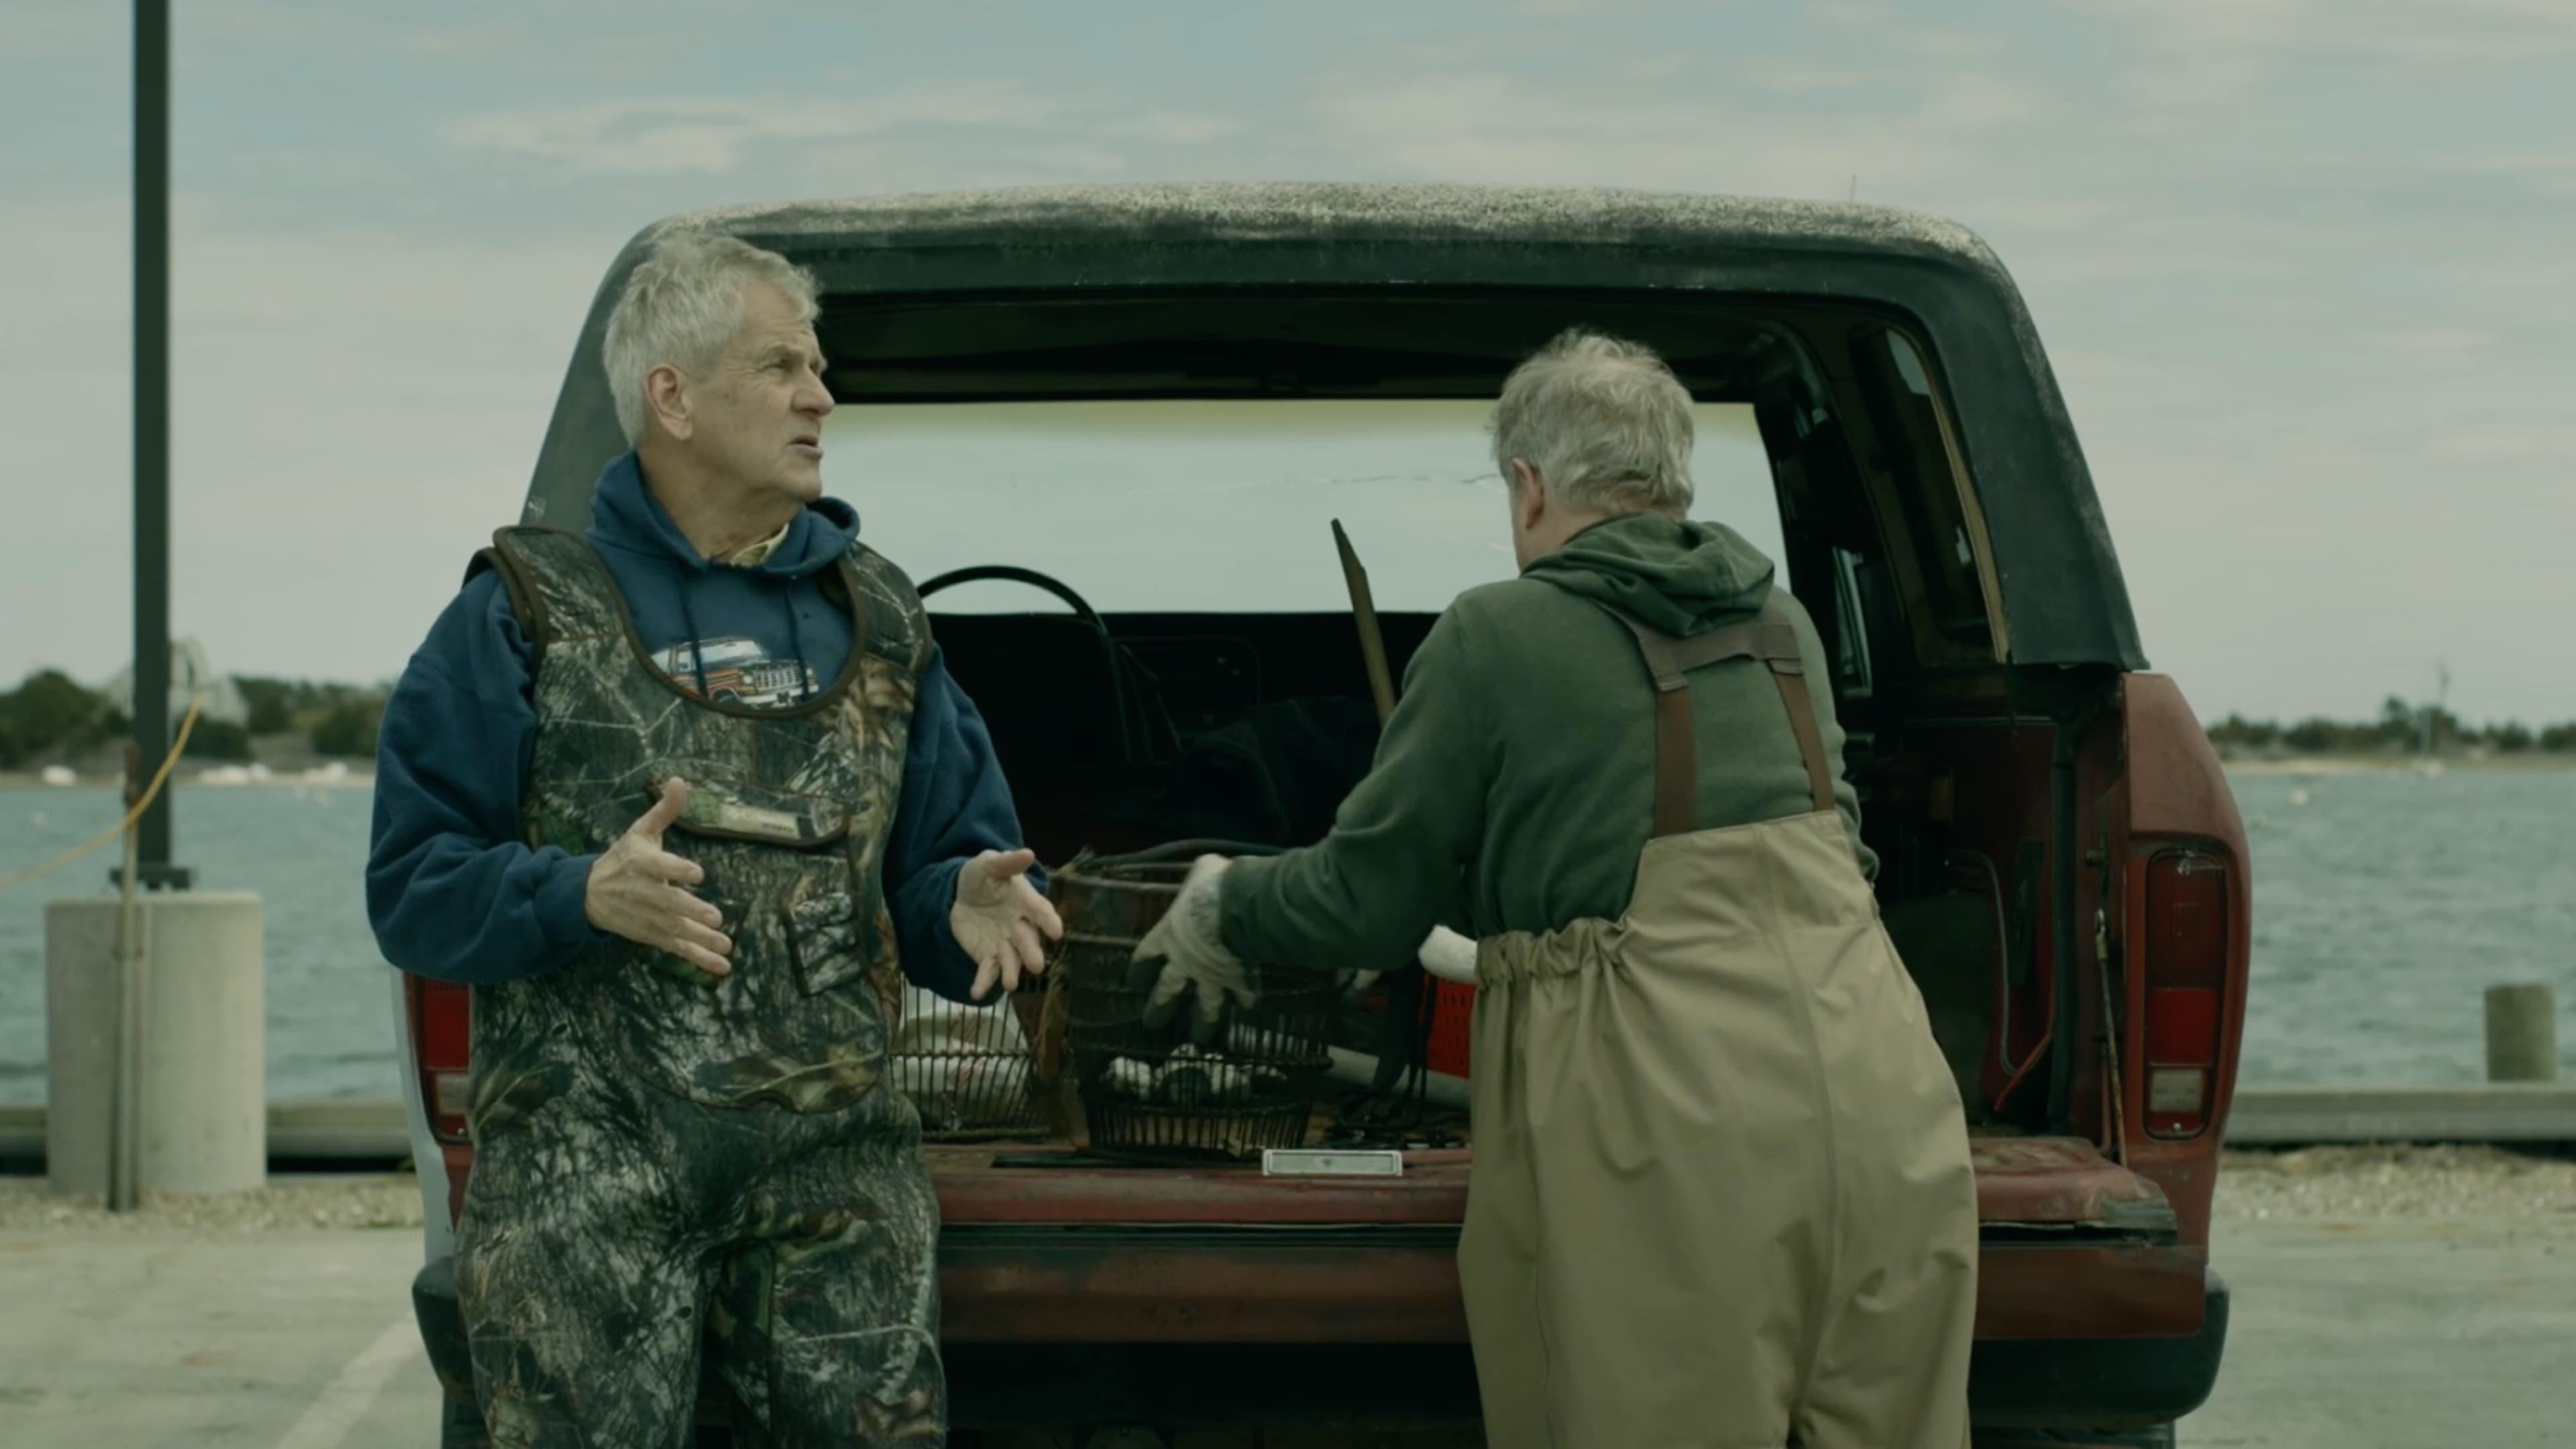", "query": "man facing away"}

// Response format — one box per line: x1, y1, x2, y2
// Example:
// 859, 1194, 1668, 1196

368, 235, 1059, 1447
1134, 330, 1980, 1448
